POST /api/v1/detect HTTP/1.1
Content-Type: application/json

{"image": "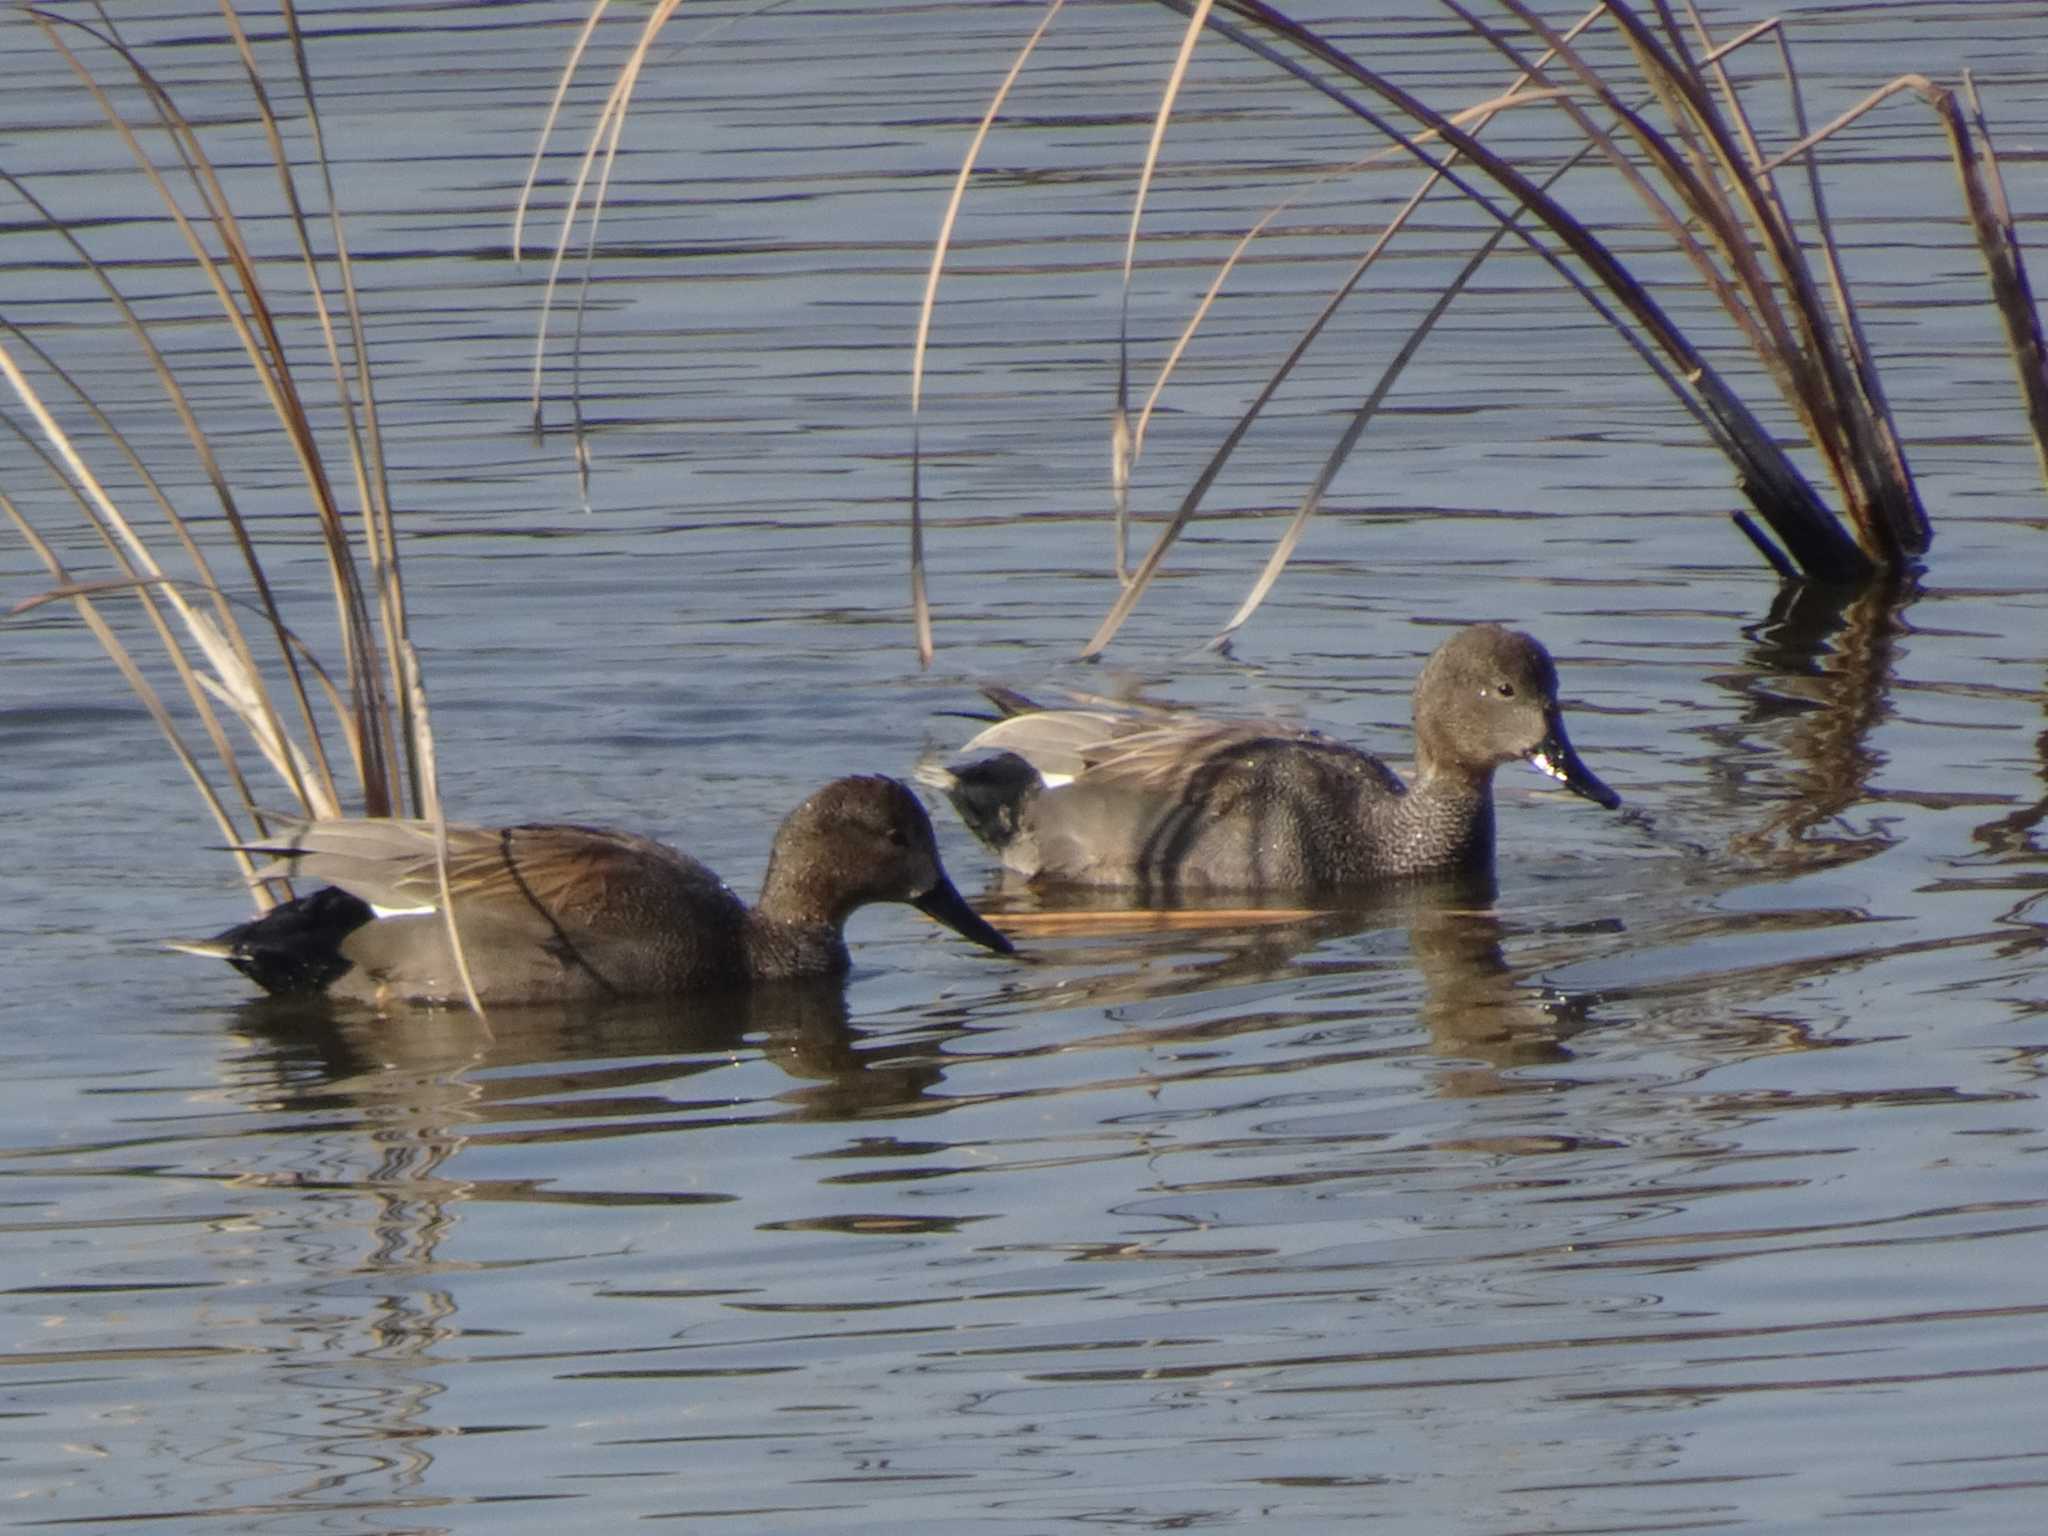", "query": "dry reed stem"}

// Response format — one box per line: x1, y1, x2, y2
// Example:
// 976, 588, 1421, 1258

1, 289, 300, 833
1110, 0, 1217, 588
519, 0, 785, 498
1, 174, 277, 741
974, 907, 1325, 935
1958, 73, 2048, 487
521, 0, 683, 463
1475, 3, 1877, 549
220, 7, 405, 813
6, 7, 475, 1006
1206, 0, 1867, 583
911, 0, 1067, 667
0, 331, 332, 827
1754, 67, 2045, 517
1093, 5, 1781, 654
1097, 10, 1603, 655
514, 0, 614, 261
0, 489, 264, 882
1775, 69, 1922, 565
1608, 2, 1929, 564
33, 11, 360, 803
237, 0, 432, 820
